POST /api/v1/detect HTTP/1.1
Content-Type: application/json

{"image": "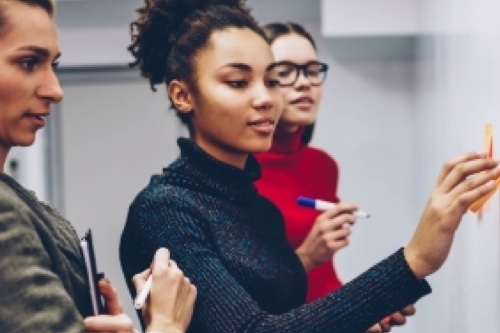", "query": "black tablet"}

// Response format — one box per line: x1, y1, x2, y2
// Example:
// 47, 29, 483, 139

80, 229, 105, 315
